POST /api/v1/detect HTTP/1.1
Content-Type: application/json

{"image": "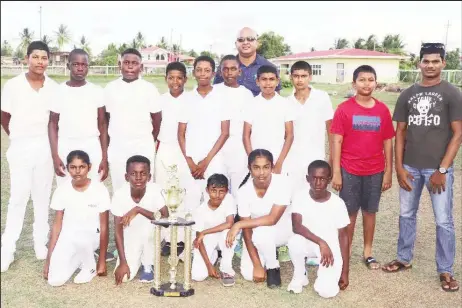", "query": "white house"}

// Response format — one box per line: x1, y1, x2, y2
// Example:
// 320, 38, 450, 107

270, 49, 408, 84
